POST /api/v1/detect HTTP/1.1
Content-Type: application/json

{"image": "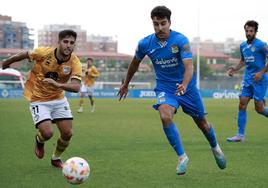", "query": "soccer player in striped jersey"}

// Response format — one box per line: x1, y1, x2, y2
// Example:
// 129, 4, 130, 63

1, 30, 82, 168
117, 6, 226, 175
